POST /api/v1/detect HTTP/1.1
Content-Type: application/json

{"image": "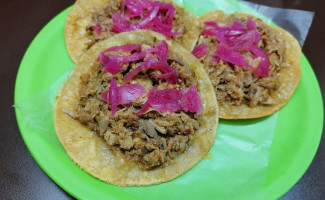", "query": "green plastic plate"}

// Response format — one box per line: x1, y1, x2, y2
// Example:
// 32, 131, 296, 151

15, 2, 323, 200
